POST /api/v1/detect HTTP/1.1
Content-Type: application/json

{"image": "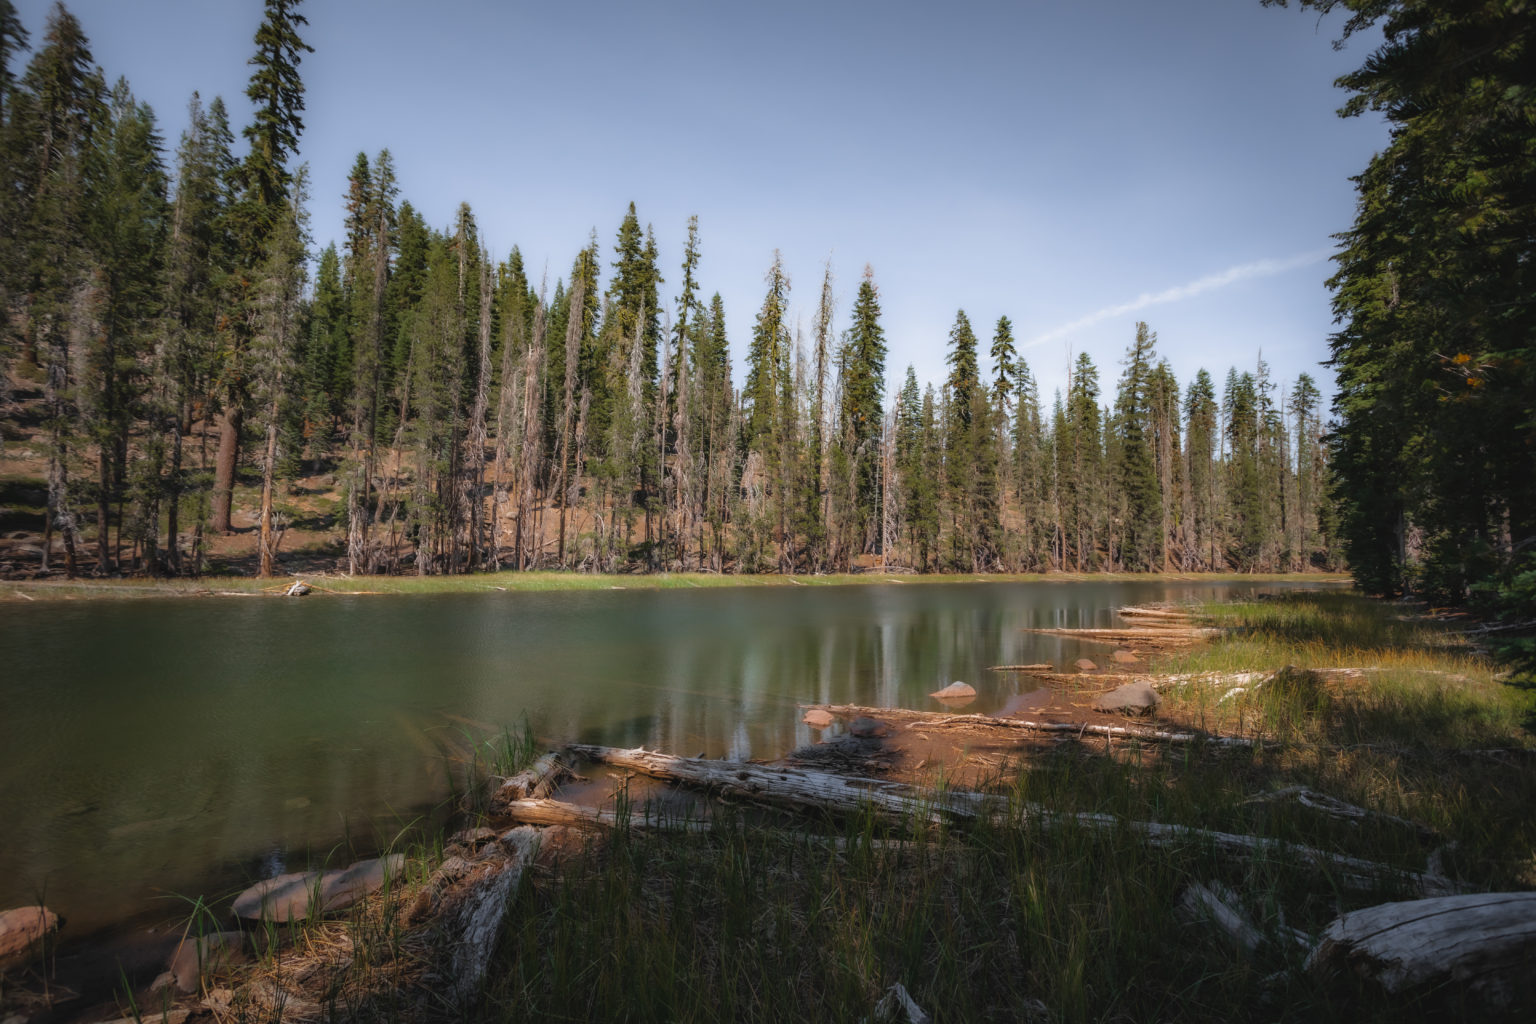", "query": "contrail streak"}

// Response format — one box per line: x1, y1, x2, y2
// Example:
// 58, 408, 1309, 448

1025, 249, 1330, 348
